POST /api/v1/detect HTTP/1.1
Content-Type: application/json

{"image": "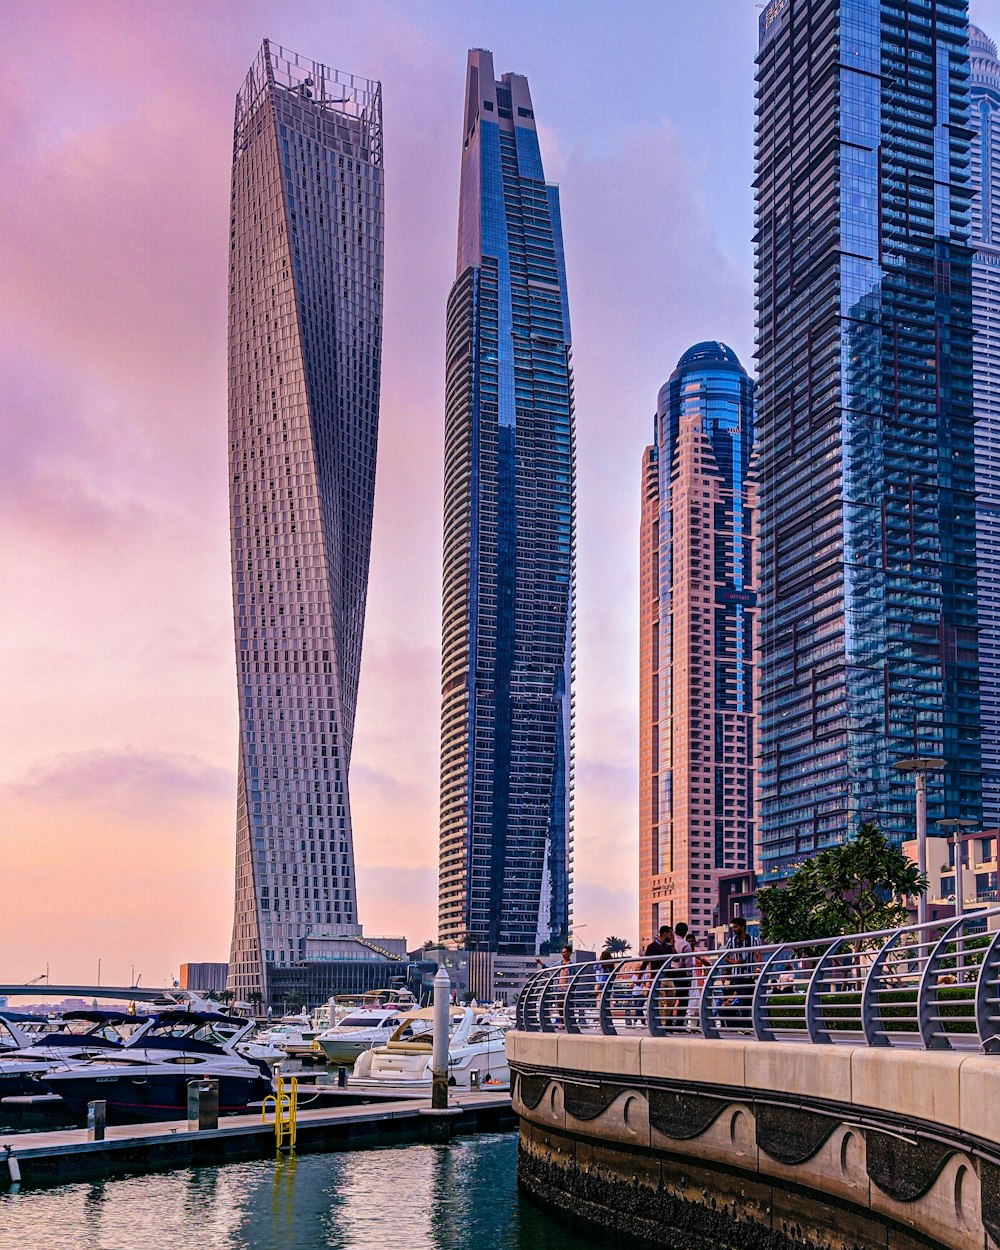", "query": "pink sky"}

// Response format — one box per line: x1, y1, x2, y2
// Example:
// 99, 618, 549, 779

0, 0, 798, 985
